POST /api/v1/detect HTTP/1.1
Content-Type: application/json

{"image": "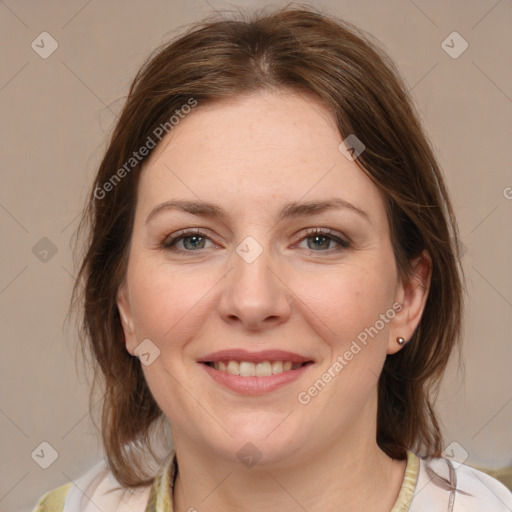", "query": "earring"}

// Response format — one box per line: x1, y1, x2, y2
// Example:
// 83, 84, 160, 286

396, 336, 406, 346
